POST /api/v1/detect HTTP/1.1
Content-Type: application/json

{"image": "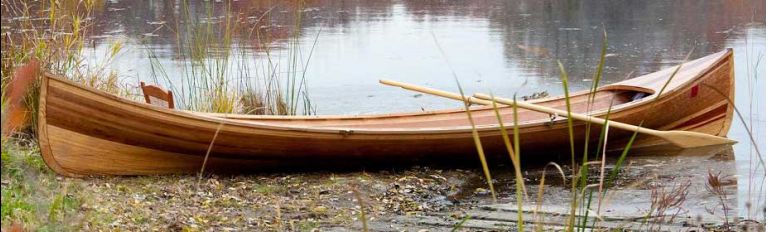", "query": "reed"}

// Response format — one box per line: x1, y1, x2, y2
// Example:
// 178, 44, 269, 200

249, 0, 317, 115
455, 79, 497, 201
427, 29, 654, 231
533, 162, 567, 231
580, 28, 608, 173
143, 0, 316, 115
534, 32, 650, 231
645, 179, 691, 230
166, 0, 239, 113
743, 45, 765, 220
2, 0, 129, 134
571, 30, 610, 232
585, 45, 698, 231
489, 94, 527, 231
197, 122, 224, 190
578, 107, 614, 231
556, 60, 580, 232
429, 31, 497, 201
705, 170, 730, 227
432, 32, 634, 230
